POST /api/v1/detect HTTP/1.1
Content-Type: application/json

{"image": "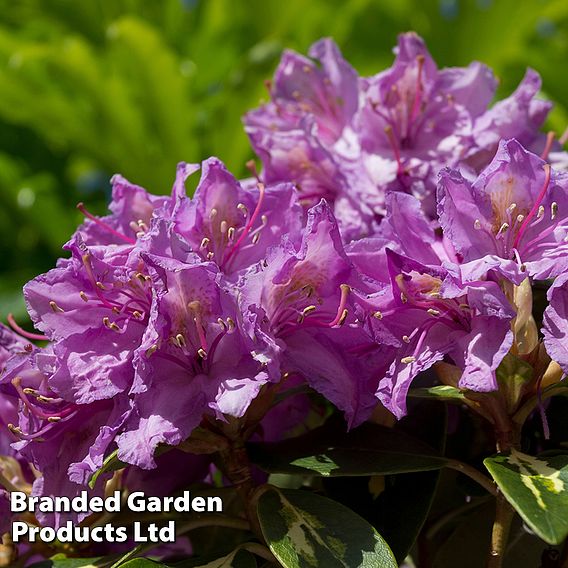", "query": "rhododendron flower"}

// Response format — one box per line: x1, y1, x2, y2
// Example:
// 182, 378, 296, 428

245, 33, 555, 239
438, 138, 568, 280
169, 157, 303, 276
117, 257, 275, 469
239, 200, 390, 426
350, 250, 515, 418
